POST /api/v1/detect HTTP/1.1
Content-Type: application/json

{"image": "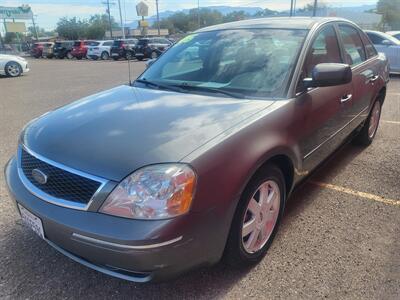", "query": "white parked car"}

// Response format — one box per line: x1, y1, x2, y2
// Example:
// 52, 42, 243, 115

386, 31, 400, 41
87, 40, 113, 60
0, 54, 29, 77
